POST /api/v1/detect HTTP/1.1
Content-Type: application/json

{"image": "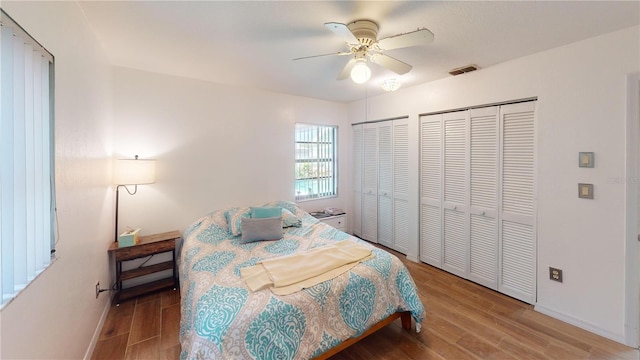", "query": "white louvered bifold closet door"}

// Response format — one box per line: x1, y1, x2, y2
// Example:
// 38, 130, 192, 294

468, 106, 499, 289
352, 124, 363, 237
377, 122, 393, 248
418, 101, 537, 304
499, 102, 537, 304
442, 111, 469, 278
362, 123, 378, 243
393, 119, 410, 254
419, 114, 442, 266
